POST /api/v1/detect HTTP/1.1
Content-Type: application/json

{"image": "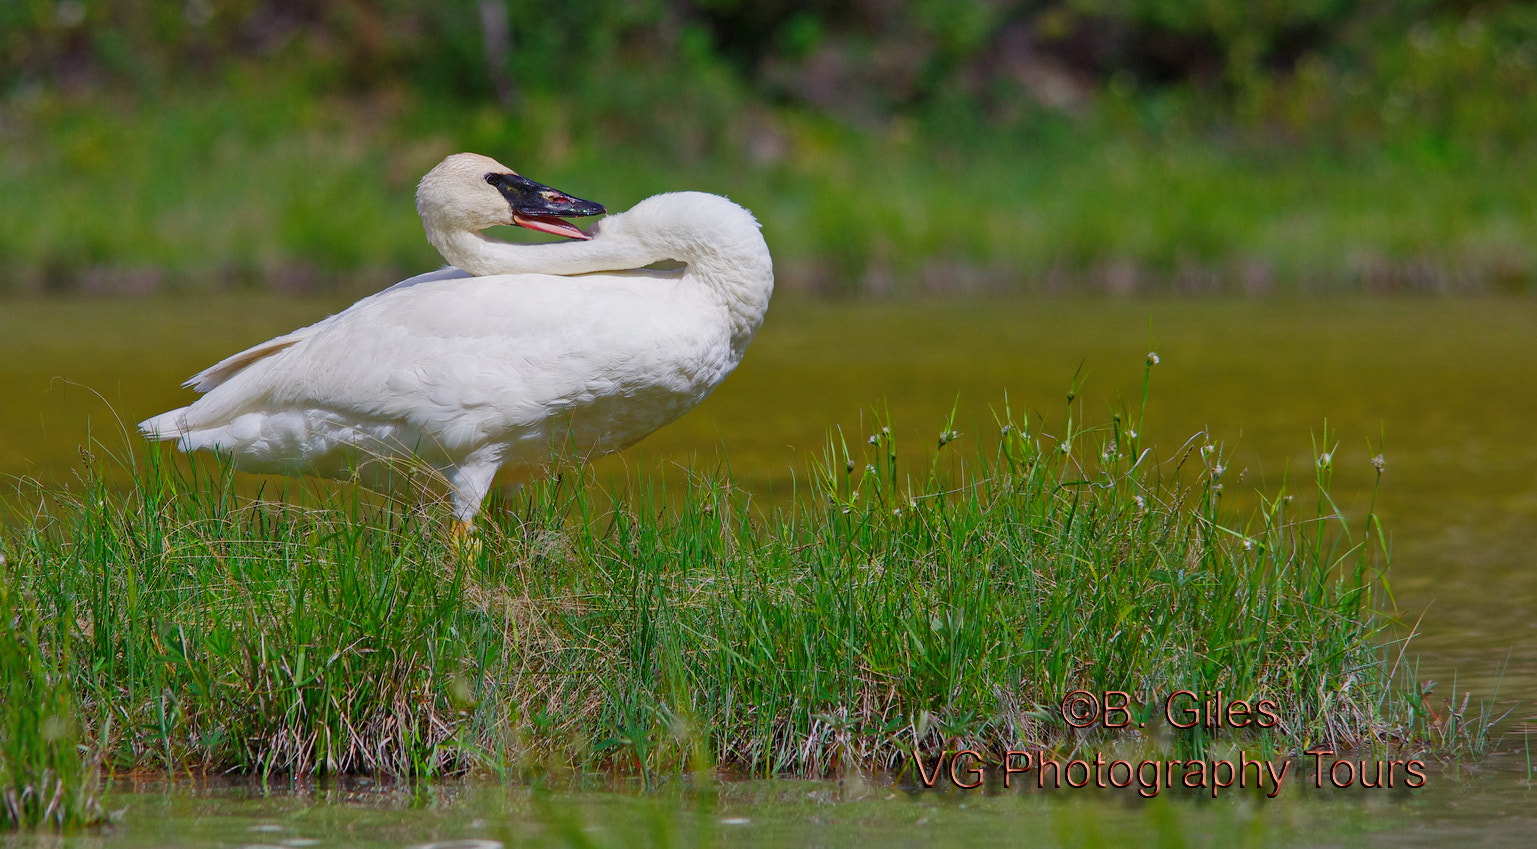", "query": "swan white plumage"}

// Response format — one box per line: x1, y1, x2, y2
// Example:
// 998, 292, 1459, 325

139, 154, 774, 531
